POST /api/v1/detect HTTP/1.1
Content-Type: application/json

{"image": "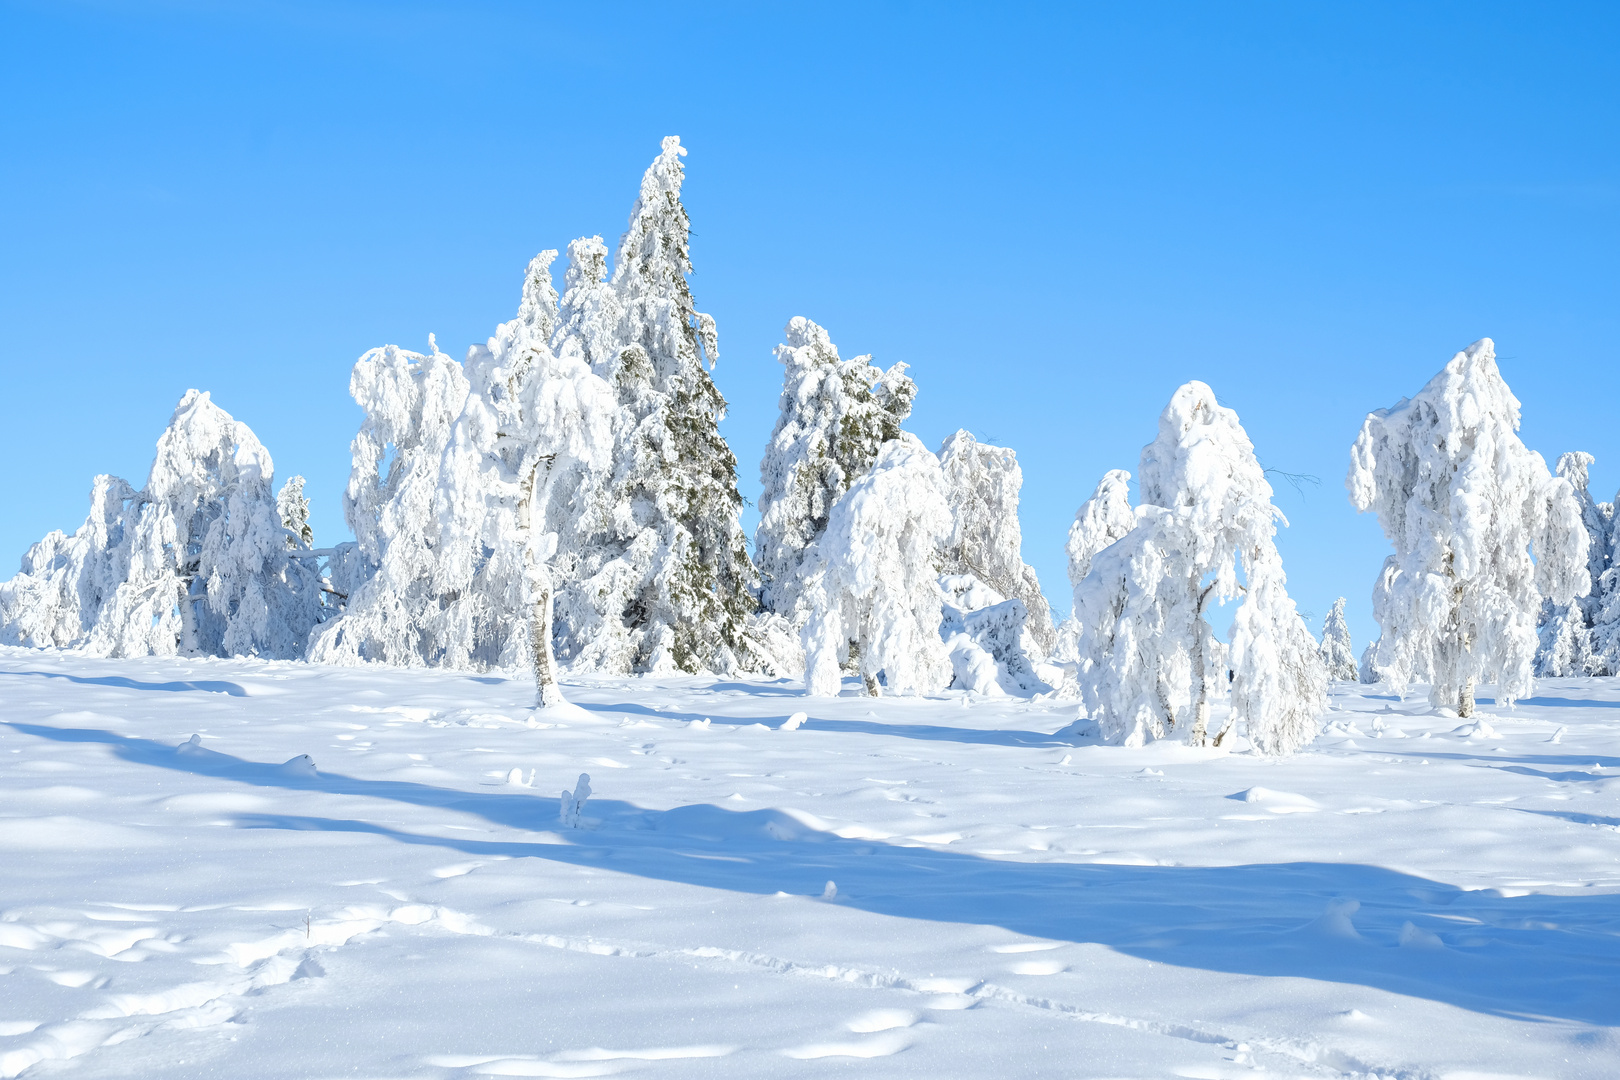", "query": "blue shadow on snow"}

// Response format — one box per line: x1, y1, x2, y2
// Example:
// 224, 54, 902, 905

6, 718, 1620, 1028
